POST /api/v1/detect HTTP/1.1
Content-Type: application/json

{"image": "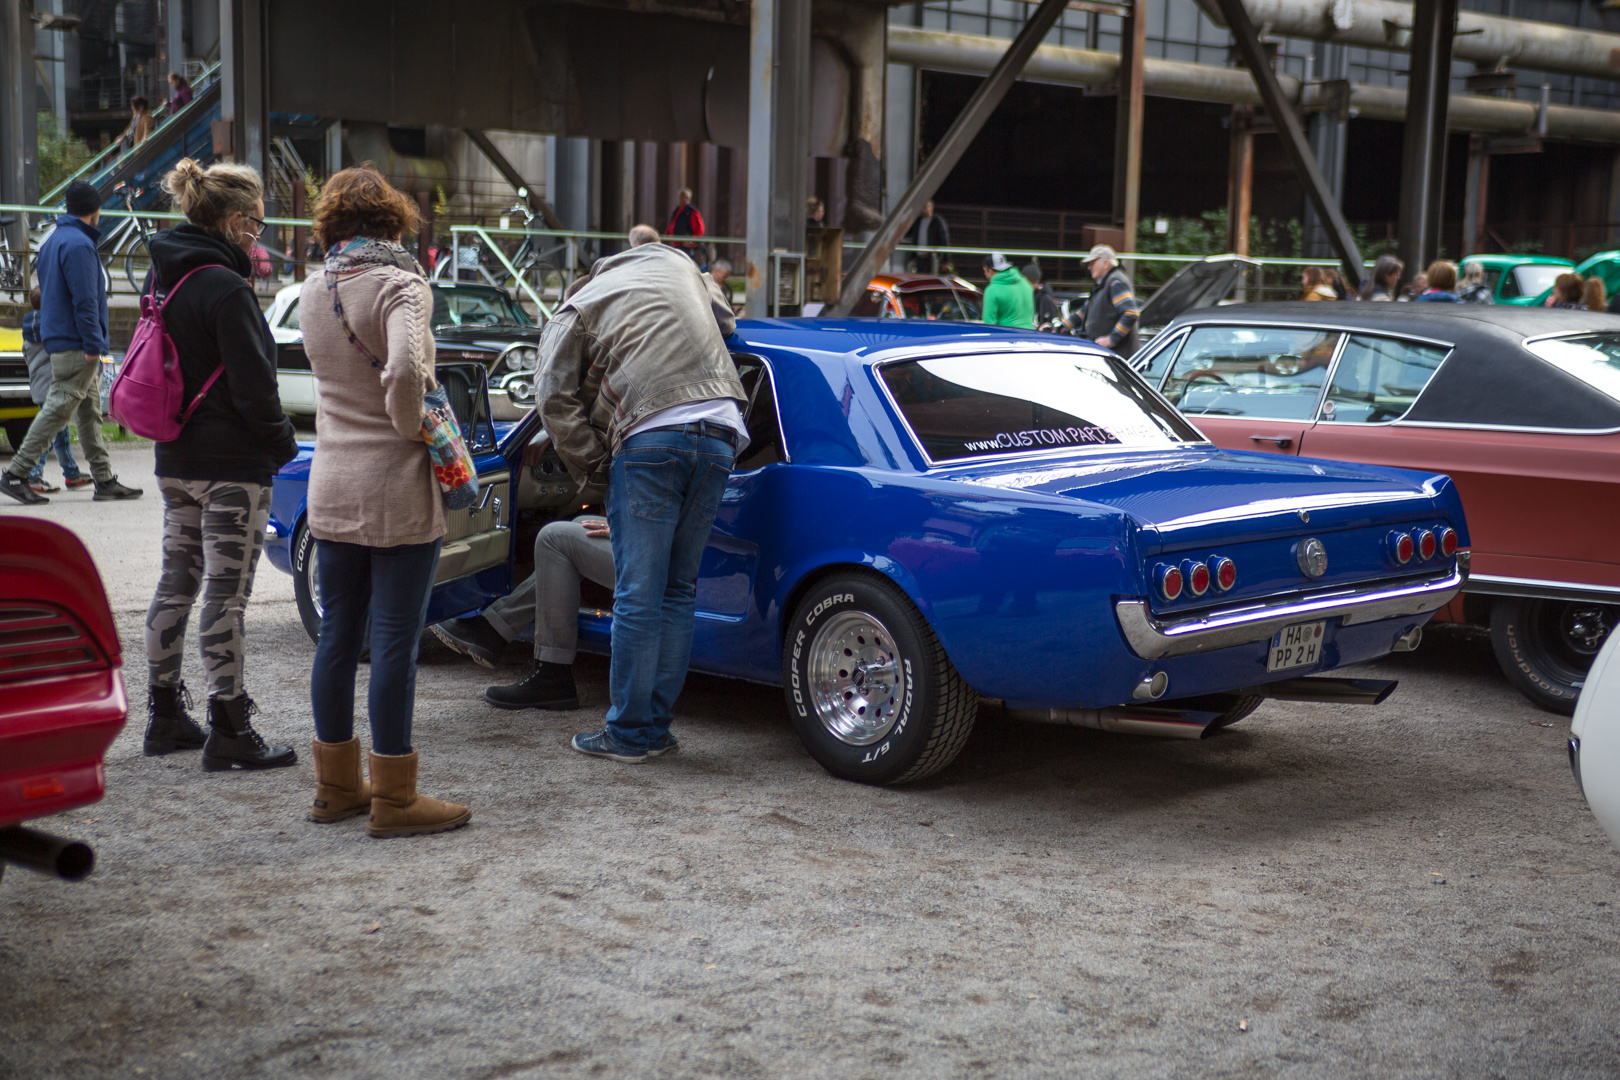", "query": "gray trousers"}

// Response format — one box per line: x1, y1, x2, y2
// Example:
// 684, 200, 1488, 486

6, 350, 112, 483
145, 478, 272, 698
484, 518, 614, 664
